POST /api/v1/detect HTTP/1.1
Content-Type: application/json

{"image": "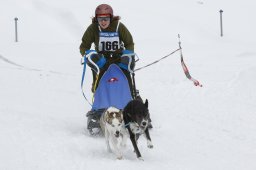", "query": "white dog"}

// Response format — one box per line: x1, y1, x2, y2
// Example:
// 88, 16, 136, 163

100, 107, 128, 159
